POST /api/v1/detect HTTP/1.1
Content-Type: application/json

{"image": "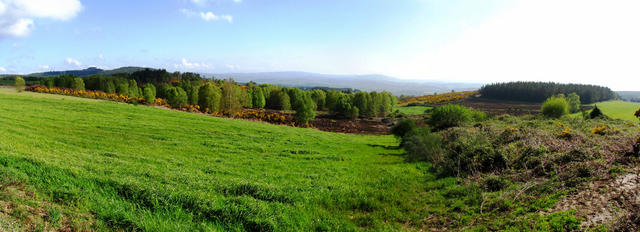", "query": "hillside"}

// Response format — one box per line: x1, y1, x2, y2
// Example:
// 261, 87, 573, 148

2, 87, 639, 230
0, 87, 423, 231
210, 71, 481, 96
